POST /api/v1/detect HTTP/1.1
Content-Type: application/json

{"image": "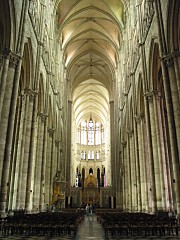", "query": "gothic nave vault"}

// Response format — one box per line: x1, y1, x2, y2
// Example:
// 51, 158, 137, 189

0, 0, 179, 218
